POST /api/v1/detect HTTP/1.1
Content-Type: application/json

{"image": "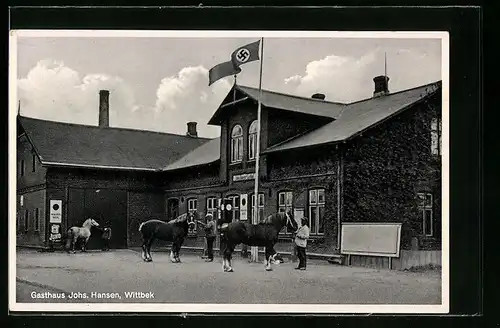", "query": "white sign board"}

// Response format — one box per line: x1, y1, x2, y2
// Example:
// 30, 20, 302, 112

240, 194, 248, 220
341, 222, 402, 257
49, 200, 62, 223
232, 173, 255, 182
